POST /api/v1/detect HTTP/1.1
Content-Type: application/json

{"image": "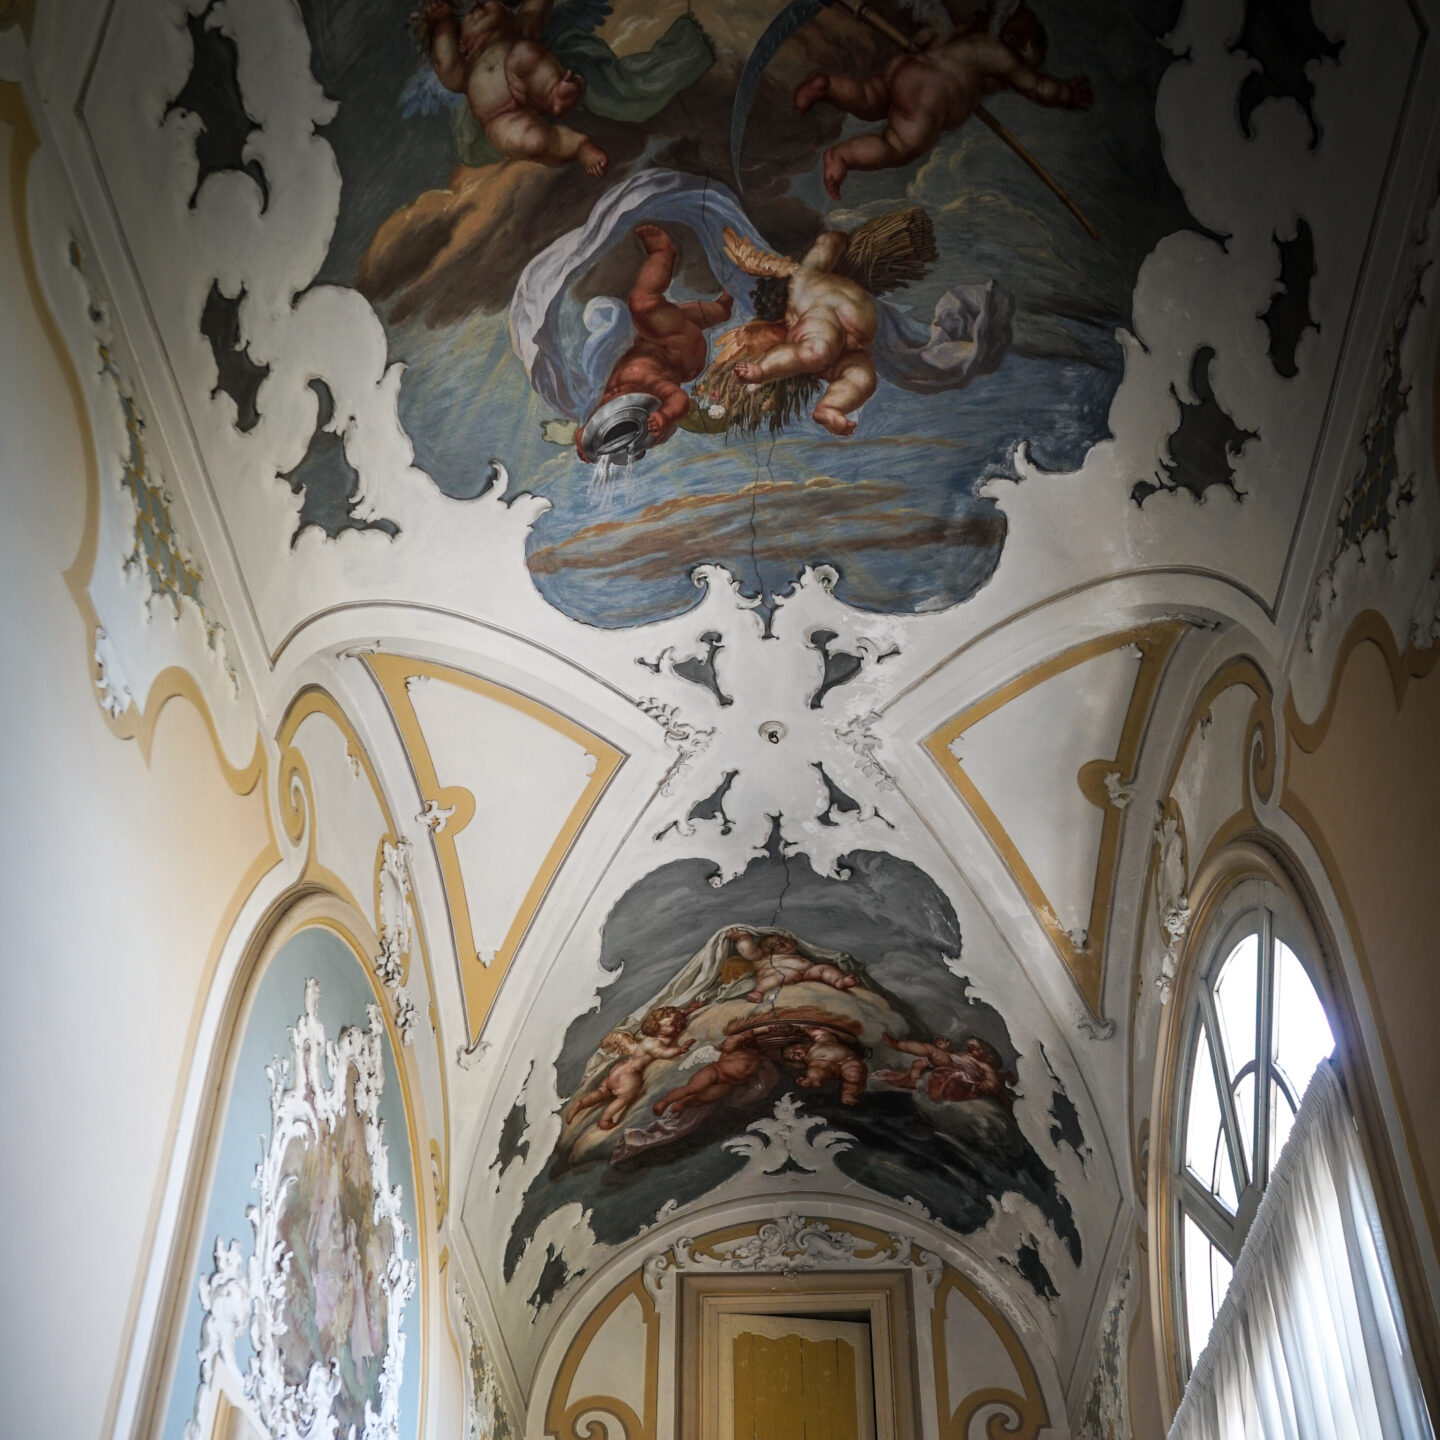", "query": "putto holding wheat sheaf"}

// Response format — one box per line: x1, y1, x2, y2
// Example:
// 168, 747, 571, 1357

393, 0, 1101, 490
509, 169, 1017, 493
326, 0, 1185, 624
